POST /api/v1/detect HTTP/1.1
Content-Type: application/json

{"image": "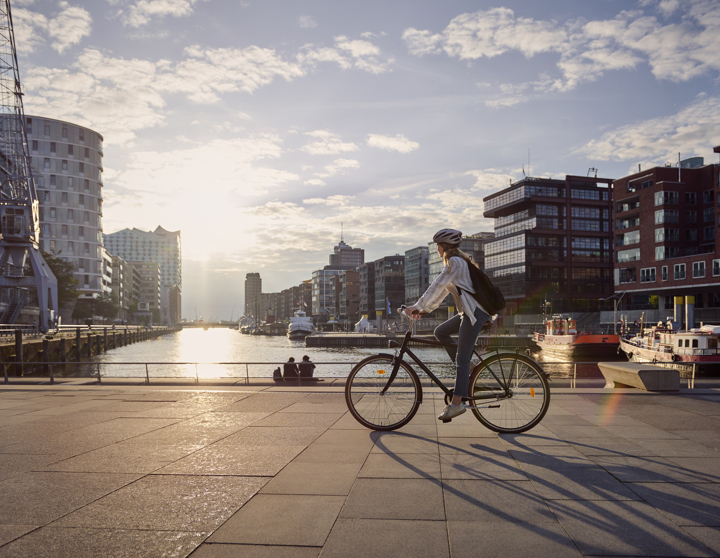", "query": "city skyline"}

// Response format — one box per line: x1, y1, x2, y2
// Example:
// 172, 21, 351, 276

15, 0, 720, 319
